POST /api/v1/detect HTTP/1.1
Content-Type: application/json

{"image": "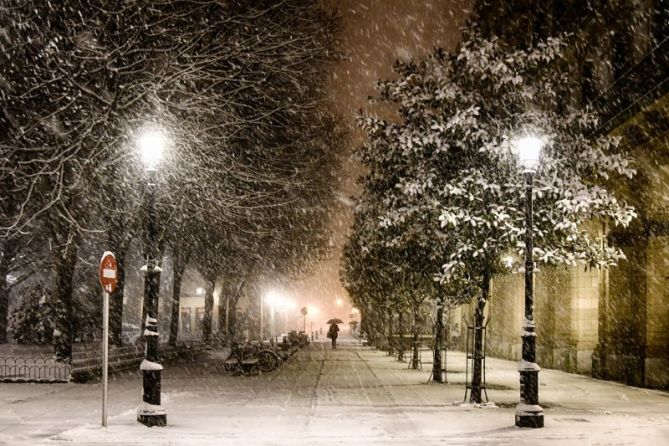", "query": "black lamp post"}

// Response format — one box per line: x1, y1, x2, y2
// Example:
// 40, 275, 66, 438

515, 135, 544, 428
137, 129, 167, 427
